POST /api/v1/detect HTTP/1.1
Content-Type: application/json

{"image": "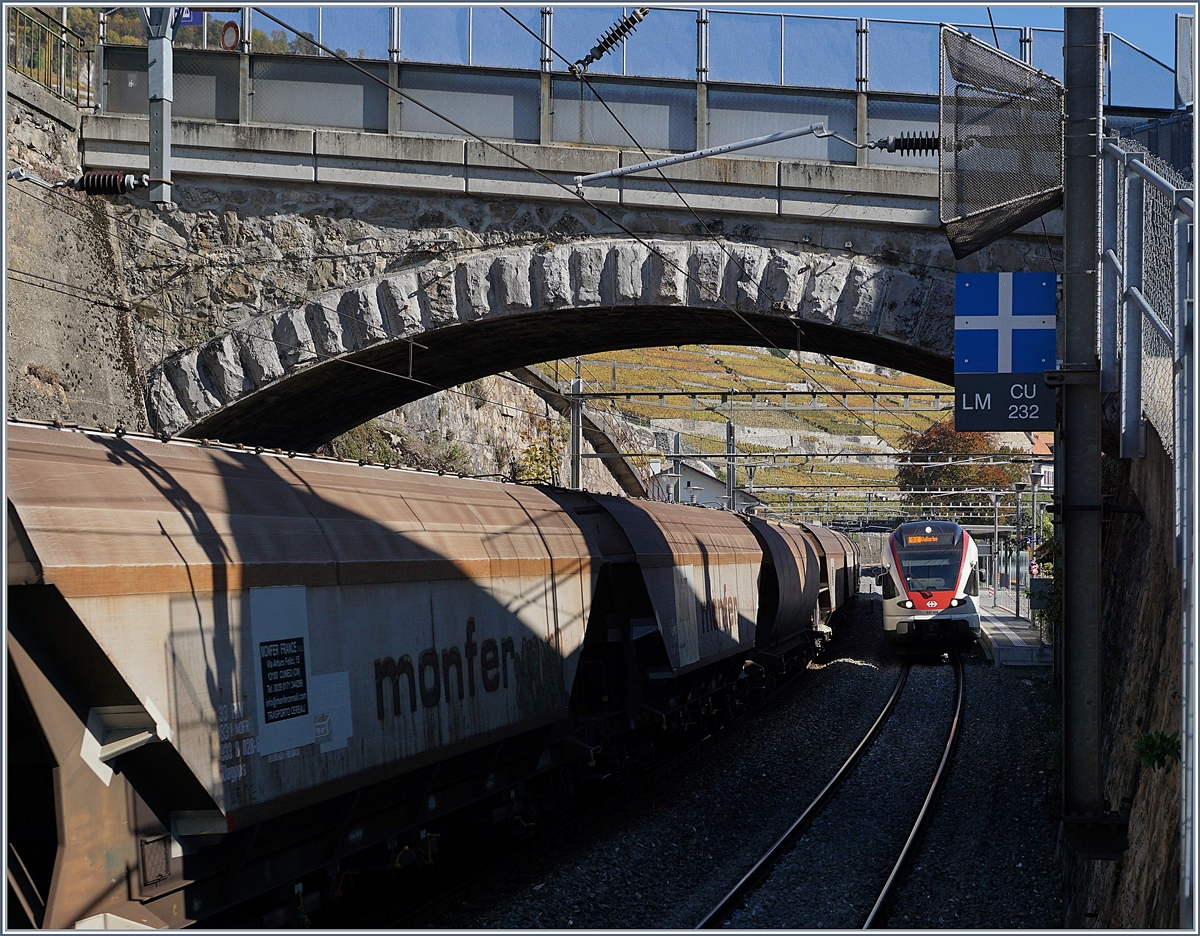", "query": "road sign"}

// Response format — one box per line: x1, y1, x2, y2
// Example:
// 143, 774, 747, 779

955, 272, 1057, 431
178, 8, 202, 26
